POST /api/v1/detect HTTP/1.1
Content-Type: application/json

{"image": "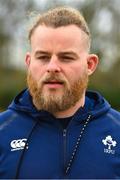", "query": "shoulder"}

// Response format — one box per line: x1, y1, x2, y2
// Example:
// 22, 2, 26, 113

0, 109, 18, 127
103, 108, 120, 129
107, 108, 120, 121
